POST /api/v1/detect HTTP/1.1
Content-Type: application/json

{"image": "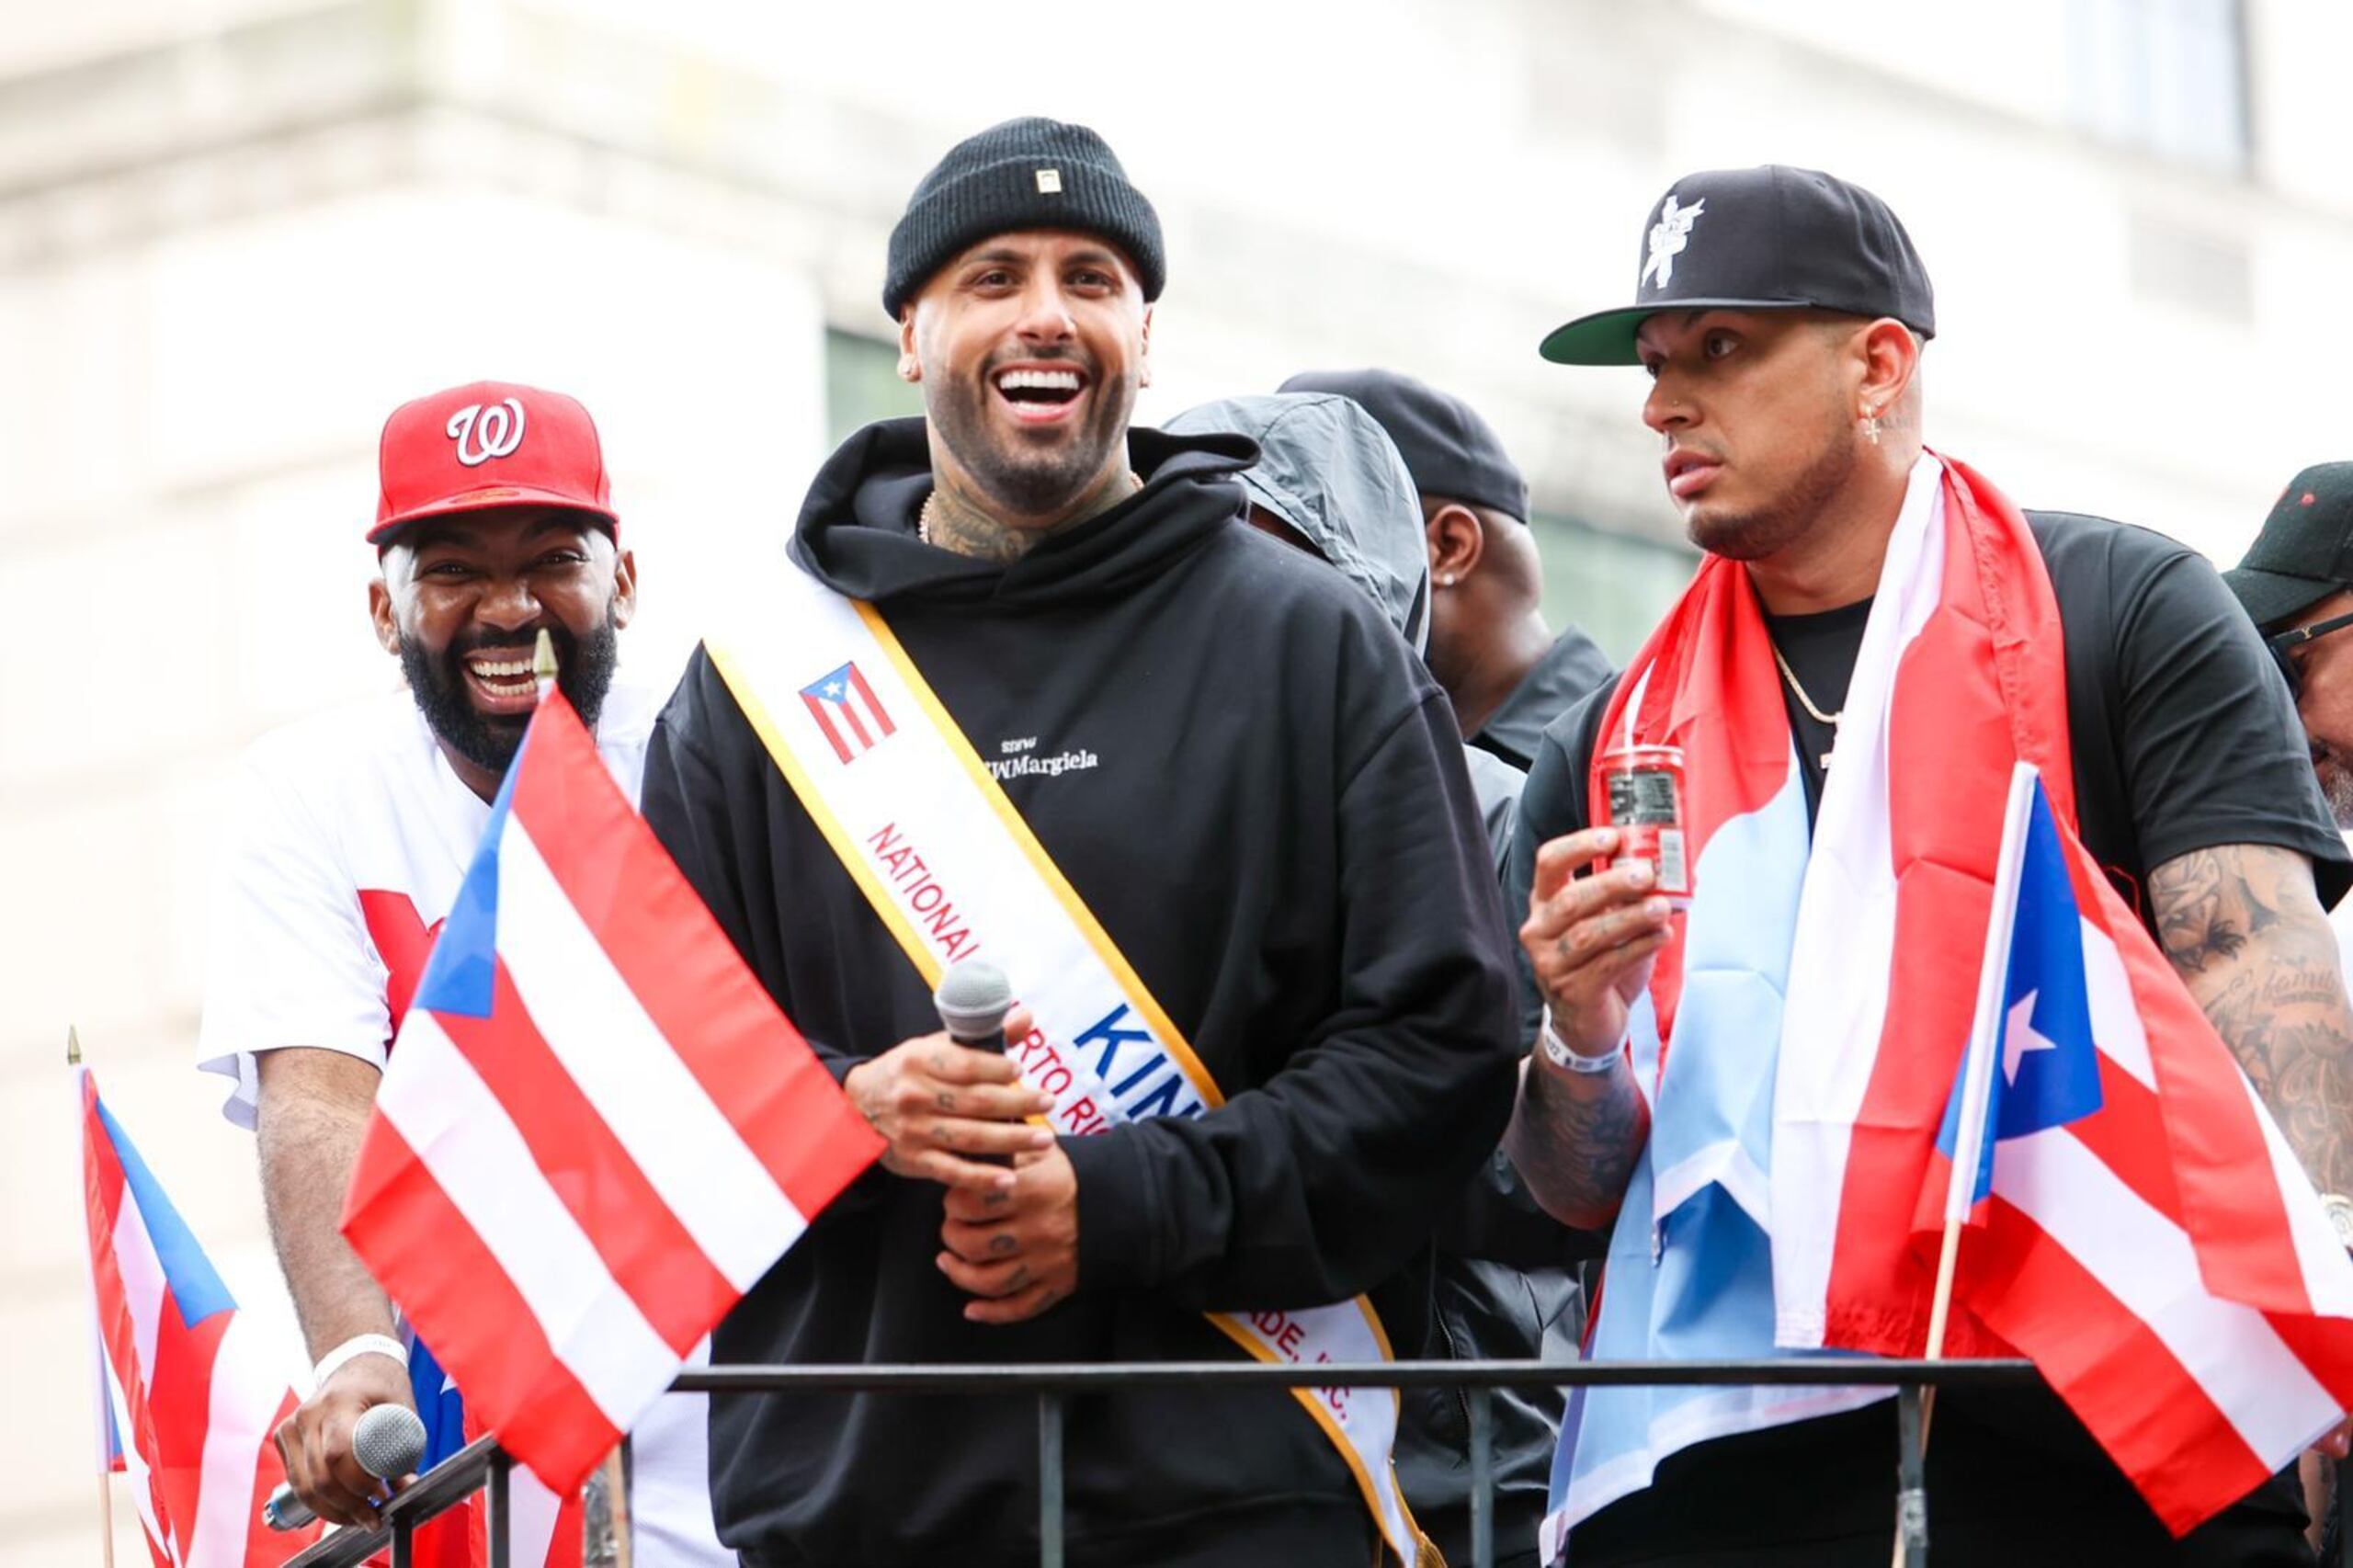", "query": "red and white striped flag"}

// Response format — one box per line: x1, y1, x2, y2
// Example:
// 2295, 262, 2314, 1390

798, 661, 896, 764
1772, 455, 2353, 1533
80, 1064, 321, 1565
340, 687, 883, 1494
